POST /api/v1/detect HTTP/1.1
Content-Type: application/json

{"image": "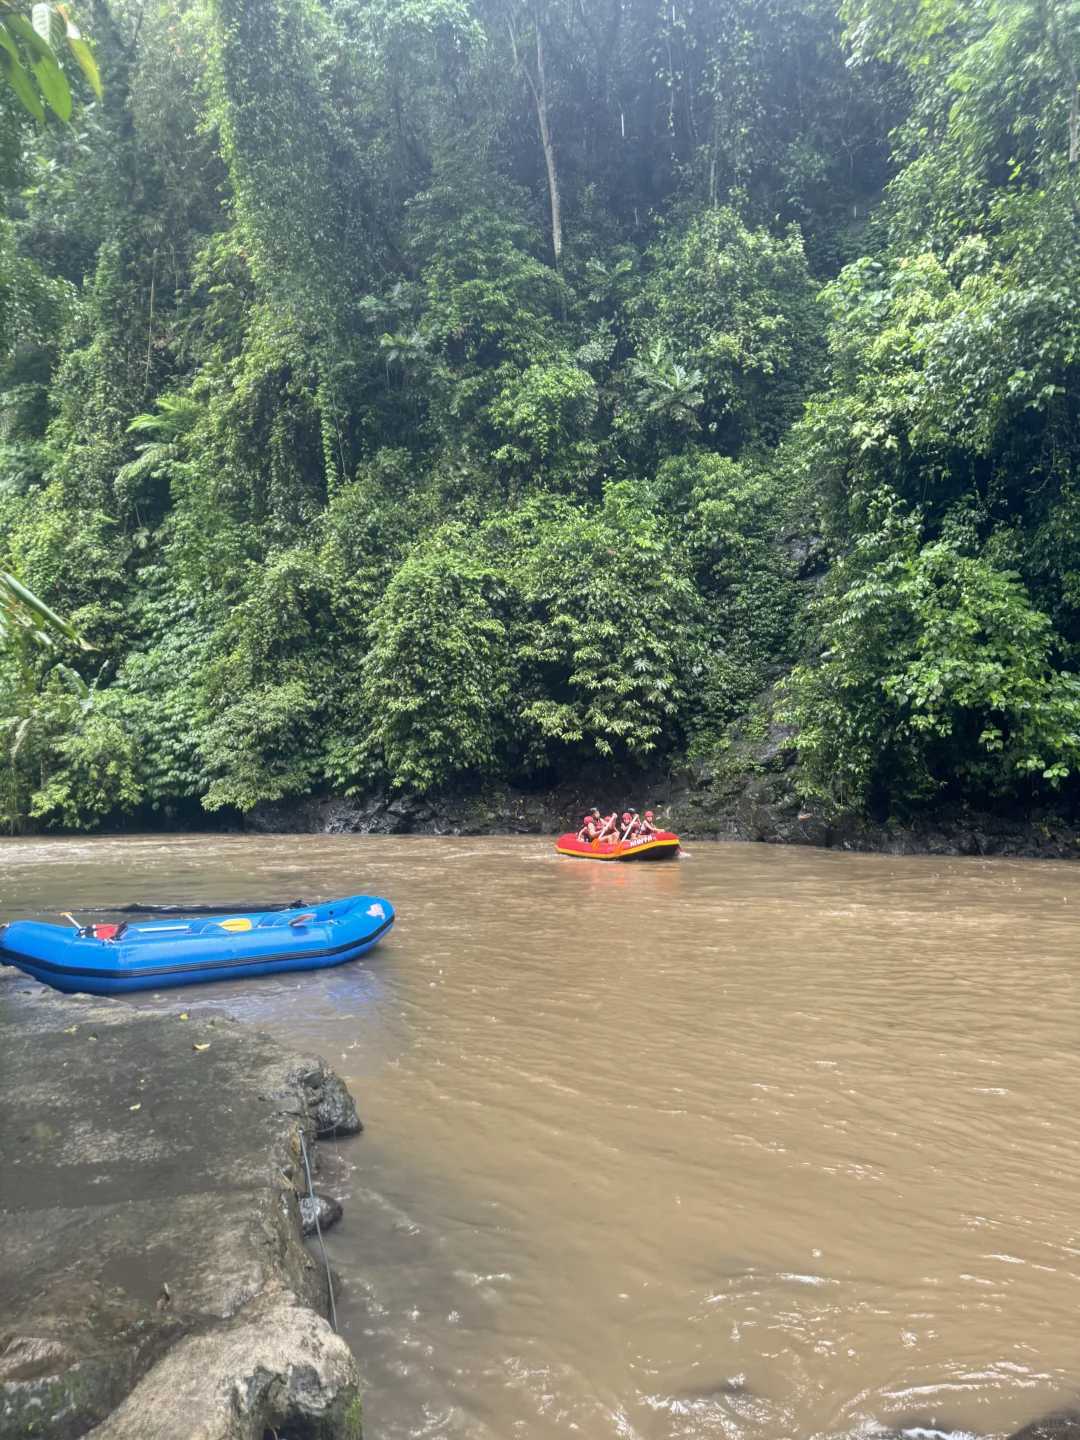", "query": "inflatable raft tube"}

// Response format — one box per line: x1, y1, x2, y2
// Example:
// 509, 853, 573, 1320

554, 830, 680, 862
0, 894, 394, 996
